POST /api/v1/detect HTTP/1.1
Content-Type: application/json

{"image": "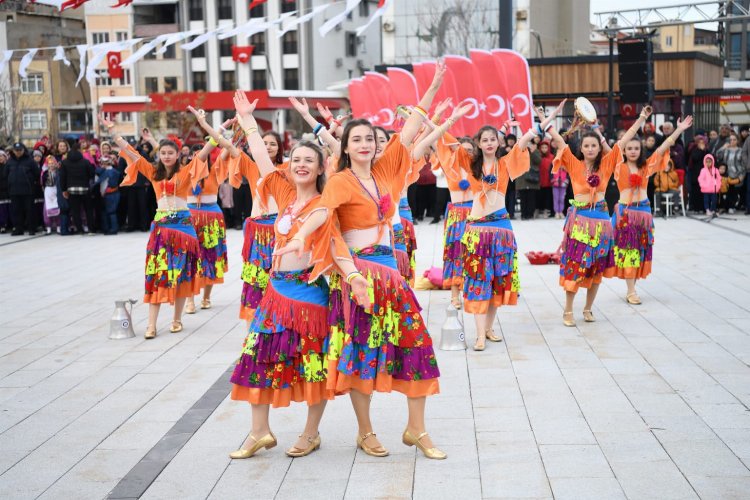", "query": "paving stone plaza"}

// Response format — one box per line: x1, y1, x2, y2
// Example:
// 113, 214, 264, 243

1, 215, 749, 500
